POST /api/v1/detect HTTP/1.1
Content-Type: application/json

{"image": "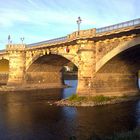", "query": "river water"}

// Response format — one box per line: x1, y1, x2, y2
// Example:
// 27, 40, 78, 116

0, 80, 140, 140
